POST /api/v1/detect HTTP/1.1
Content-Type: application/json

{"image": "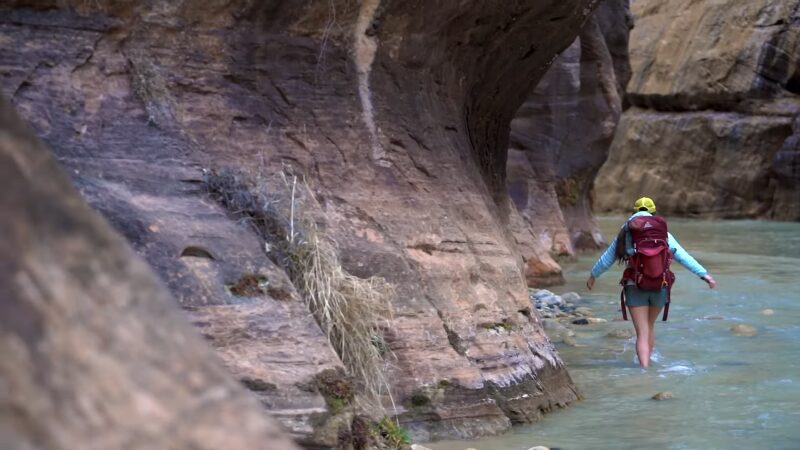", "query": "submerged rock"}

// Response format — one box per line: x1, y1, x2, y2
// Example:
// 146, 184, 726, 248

574, 307, 594, 317
542, 319, 575, 342
651, 391, 674, 401
703, 315, 725, 320
761, 309, 775, 316
561, 292, 582, 303
606, 328, 634, 339
731, 324, 758, 337
572, 318, 590, 325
